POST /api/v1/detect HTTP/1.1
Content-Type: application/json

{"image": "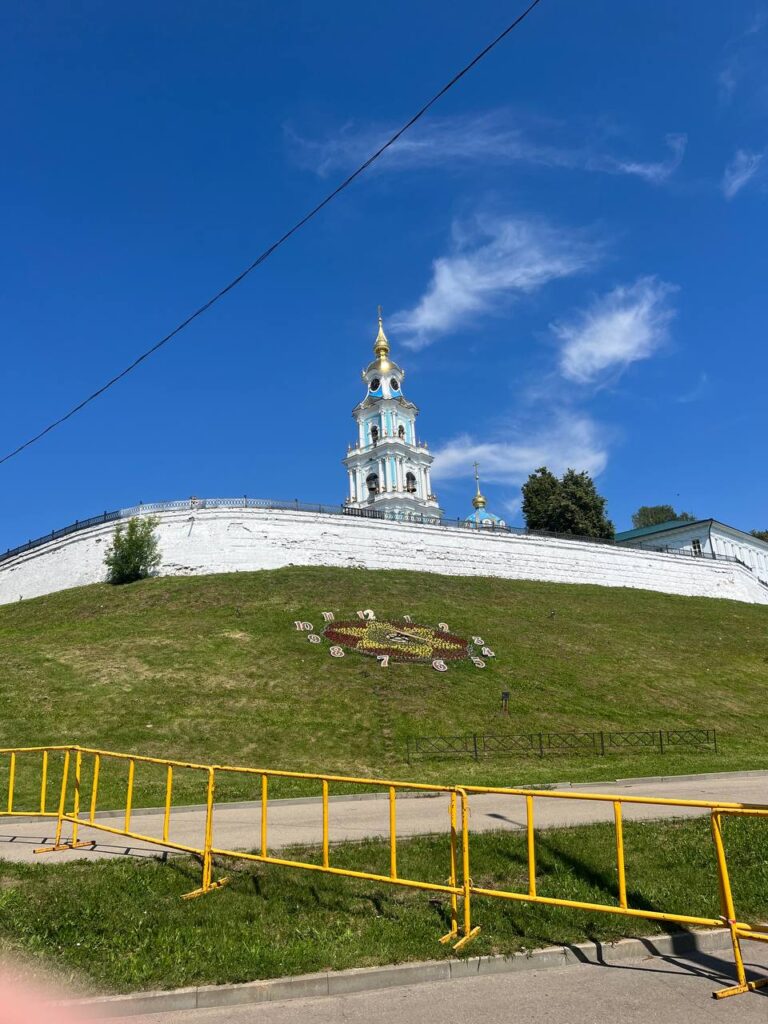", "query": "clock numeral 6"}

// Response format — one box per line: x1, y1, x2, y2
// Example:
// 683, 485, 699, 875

307, 634, 322, 644
357, 609, 376, 621
472, 636, 484, 646
294, 621, 314, 632
438, 622, 449, 632
322, 611, 335, 622
481, 647, 495, 658
432, 659, 448, 672
377, 654, 390, 668
329, 646, 345, 658
471, 656, 486, 669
